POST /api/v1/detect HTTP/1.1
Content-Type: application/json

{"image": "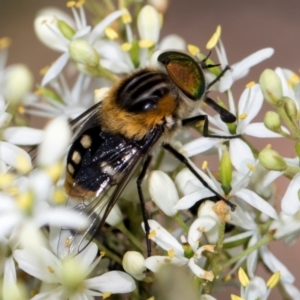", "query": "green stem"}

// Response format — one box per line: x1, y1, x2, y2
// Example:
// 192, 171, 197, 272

205, 221, 226, 293
173, 214, 189, 233
115, 222, 145, 252
221, 233, 274, 270
93, 239, 122, 265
